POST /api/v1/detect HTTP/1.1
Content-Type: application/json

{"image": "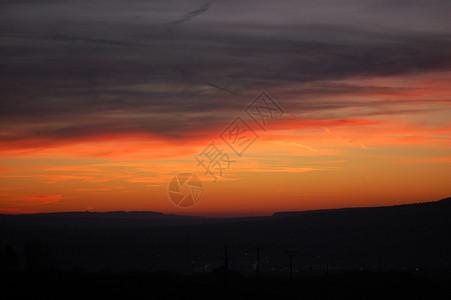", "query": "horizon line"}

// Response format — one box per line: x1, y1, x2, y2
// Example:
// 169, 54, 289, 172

1, 197, 449, 218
